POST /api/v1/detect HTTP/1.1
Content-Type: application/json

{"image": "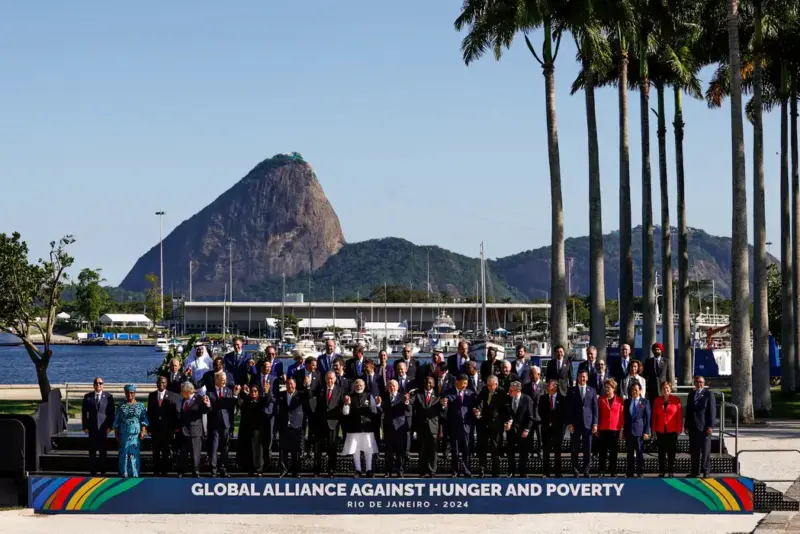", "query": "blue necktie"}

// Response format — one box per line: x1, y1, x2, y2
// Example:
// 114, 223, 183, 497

630, 400, 637, 417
